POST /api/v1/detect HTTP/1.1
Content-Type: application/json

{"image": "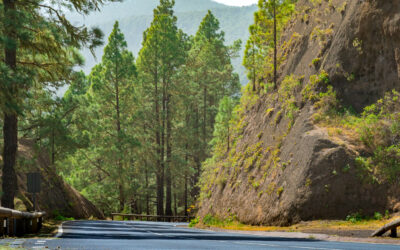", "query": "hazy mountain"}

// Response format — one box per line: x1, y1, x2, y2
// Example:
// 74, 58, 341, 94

69, 0, 257, 84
